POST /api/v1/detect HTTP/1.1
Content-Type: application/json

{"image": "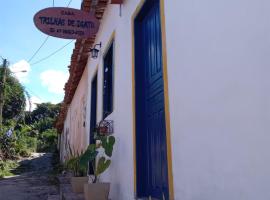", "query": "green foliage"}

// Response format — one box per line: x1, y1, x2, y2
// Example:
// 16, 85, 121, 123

0, 160, 19, 178
66, 134, 115, 181
33, 118, 55, 133
0, 123, 38, 159
96, 157, 111, 176
13, 127, 37, 157
19, 103, 61, 153
79, 144, 98, 168
78, 133, 116, 183
27, 103, 60, 153
0, 129, 16, 159
0, 68, 26, 121
37, 128, 57, 152
64, 144, 87, 177
1, 64, 60, 159
30, 103, 60, 123
65, 156, 87, 177
101, 136, 115, 157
